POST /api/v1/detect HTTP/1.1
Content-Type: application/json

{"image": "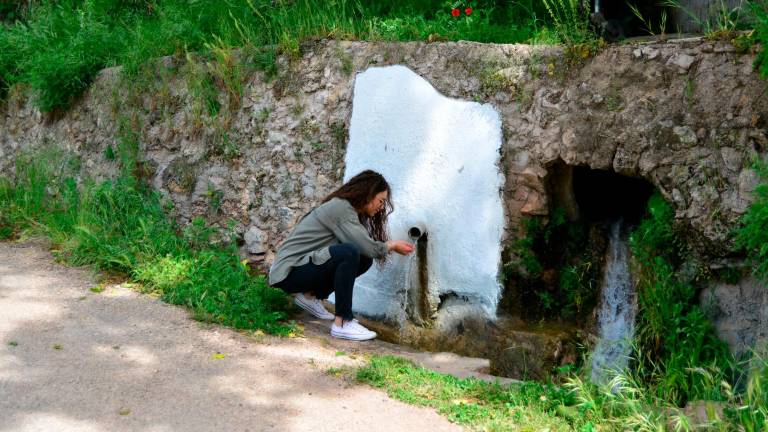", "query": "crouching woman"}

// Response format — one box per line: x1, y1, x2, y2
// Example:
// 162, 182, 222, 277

269, 170, 414, 341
